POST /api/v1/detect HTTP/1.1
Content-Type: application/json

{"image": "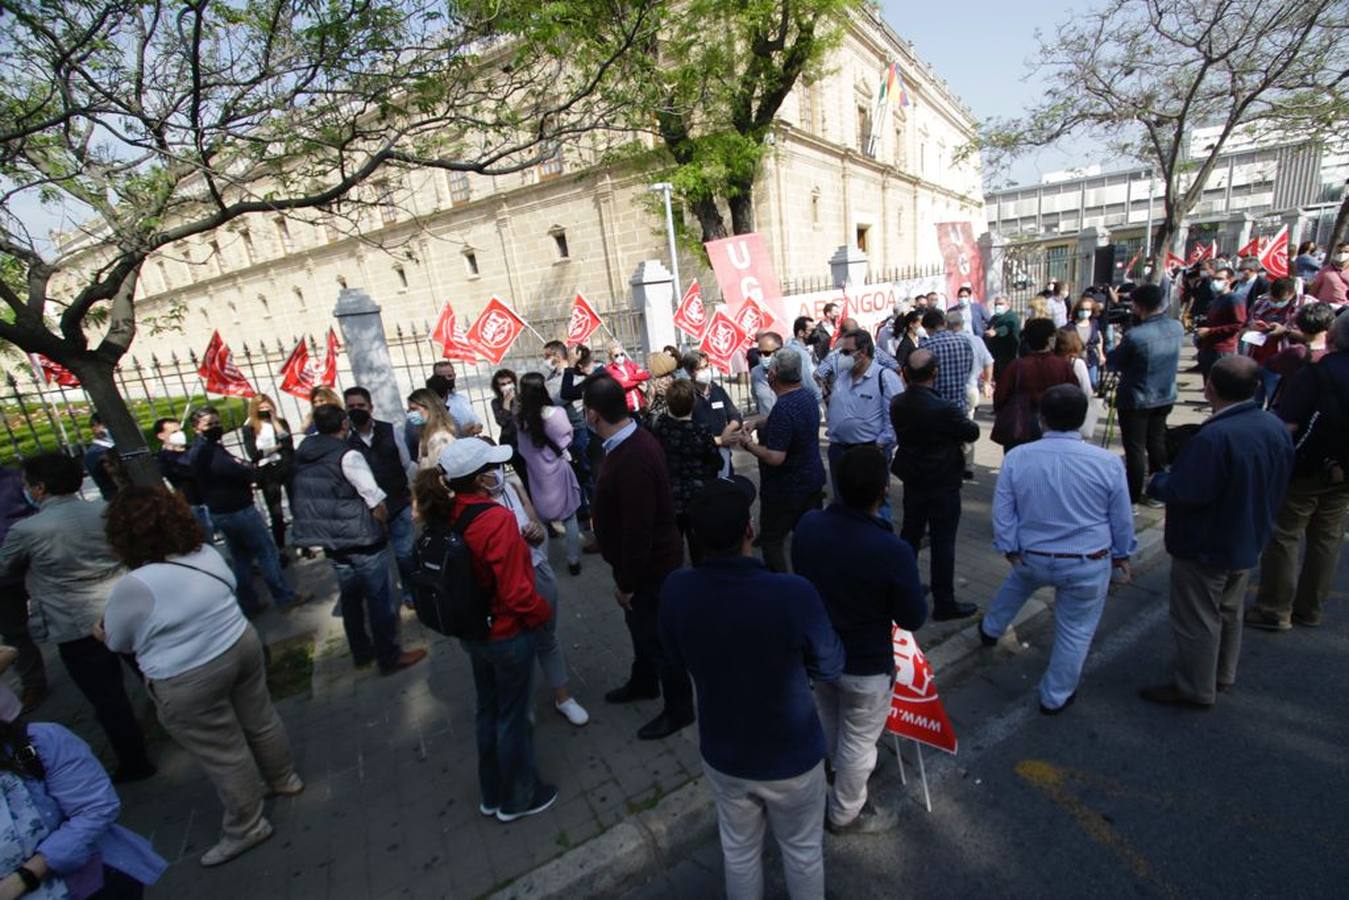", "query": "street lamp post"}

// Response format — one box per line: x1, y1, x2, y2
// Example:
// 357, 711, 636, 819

649, 182, 682, 303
